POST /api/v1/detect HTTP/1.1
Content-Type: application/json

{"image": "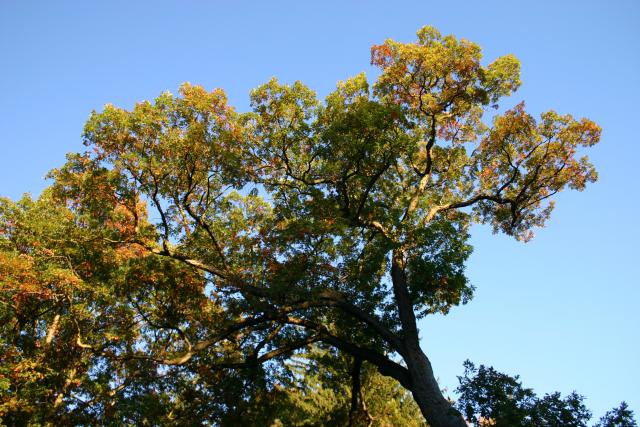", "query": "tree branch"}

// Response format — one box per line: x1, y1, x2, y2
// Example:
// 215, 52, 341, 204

320, 335, 412, 390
